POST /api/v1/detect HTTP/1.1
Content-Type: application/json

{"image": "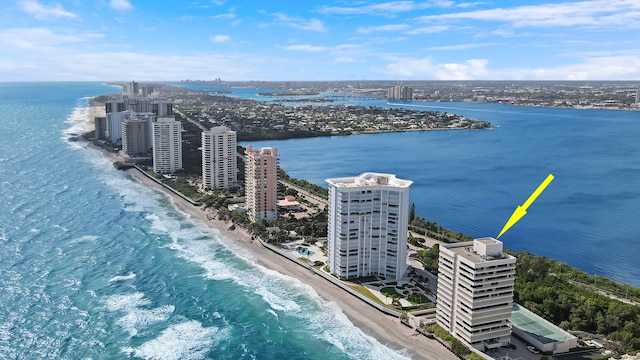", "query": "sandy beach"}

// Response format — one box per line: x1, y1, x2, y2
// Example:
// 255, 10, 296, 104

115, 164, 457, 360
